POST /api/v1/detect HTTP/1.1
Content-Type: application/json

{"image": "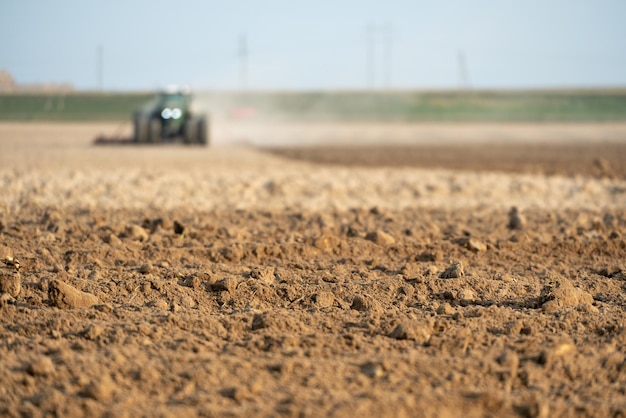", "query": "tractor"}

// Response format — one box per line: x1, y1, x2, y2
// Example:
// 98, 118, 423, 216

133, 88, 208, 145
